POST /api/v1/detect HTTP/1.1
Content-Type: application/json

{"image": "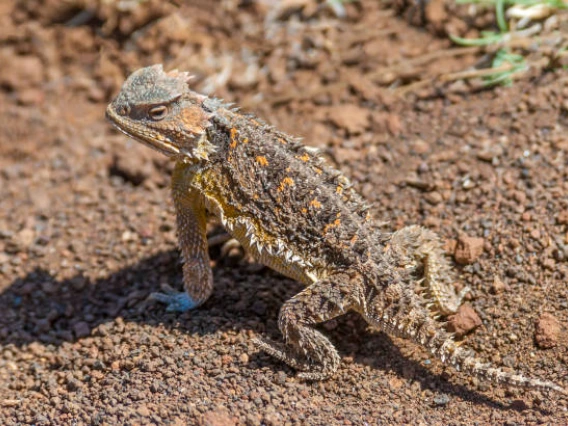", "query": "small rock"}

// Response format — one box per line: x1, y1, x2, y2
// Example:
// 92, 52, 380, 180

385, 113, 402, 136
15, 228, 35, 249
0, 54, 44, 90
229, 62, 259, 90
0, 253, 9, 265
73, 321, 91, 338
1, 399, 20, 407
541, 258, 555, 270
121, 230, 137, 242
17, 88, 45, 106
66, 378, 81, 392
239, 353, 249, 364
137, 405, 151, 417
200, 408, 237, 426
251, 300, 267, 316
272, 0, 311, 20
425, 0, 447, 27
333, 146, 364, 163
327, 104, 370, 135
491, 275, 507, 294
411, 139, 430, 155
276, 371, 287, 385
424, 191, 443, 205
447, 304, 482, 337
454, 235, 484, 265
476, 141, 504, 163
557, 211, 568, 225
433, 393, 450, 407
534, 313, 560, 349
444, 238, 457, 254
512, 191, 526, 204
